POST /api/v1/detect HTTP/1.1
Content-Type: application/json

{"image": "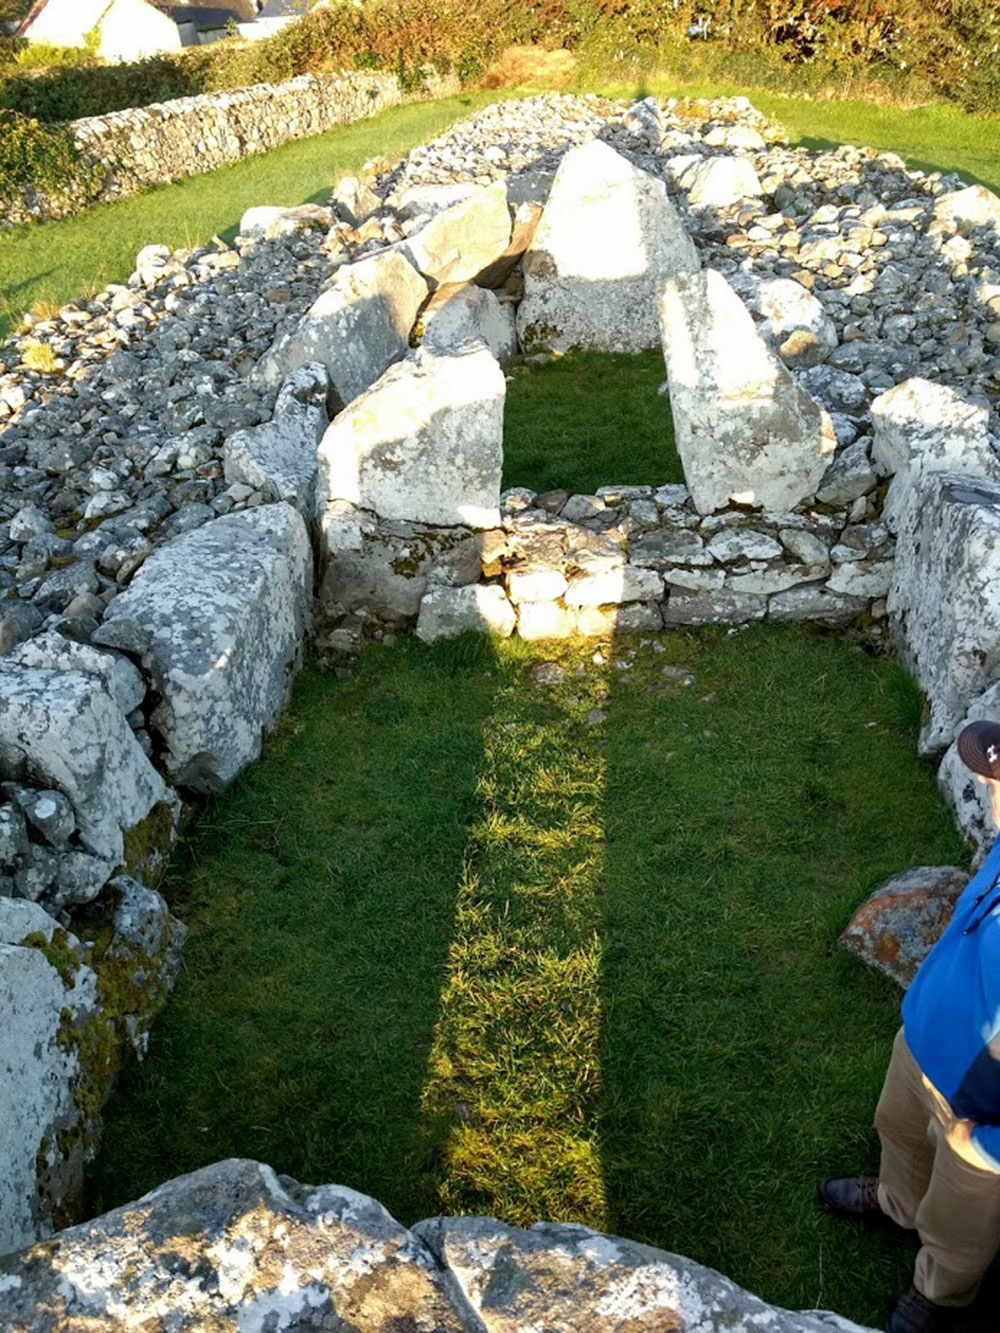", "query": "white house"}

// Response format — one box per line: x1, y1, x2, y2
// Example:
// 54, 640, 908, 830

16, 0, 263, 60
